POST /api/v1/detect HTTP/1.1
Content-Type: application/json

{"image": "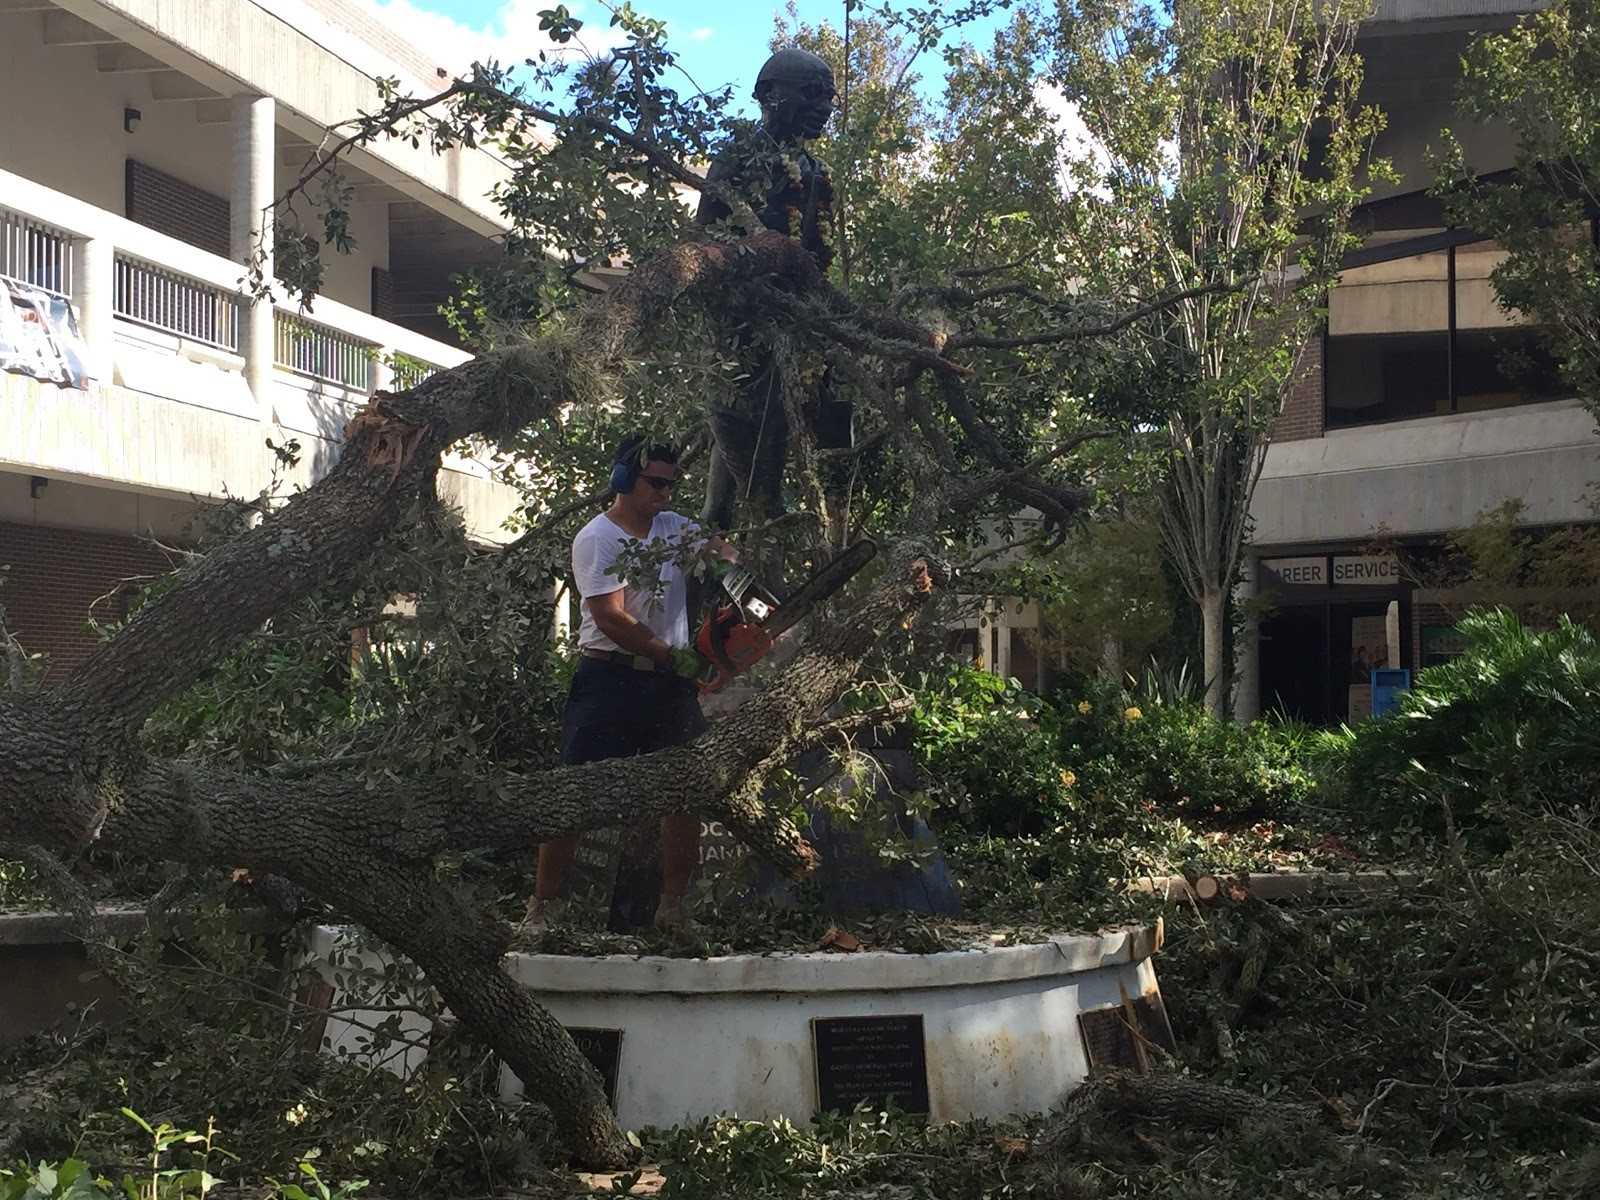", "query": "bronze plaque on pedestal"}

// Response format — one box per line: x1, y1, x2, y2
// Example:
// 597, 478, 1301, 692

812, 1014, 929, 1115
566, 1026, 623, 1109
